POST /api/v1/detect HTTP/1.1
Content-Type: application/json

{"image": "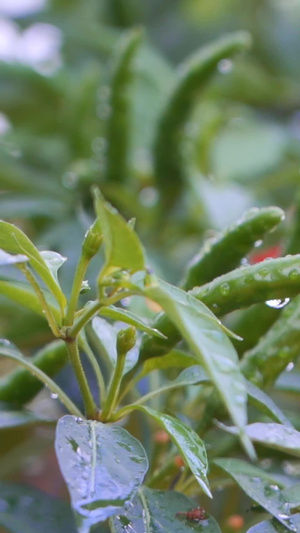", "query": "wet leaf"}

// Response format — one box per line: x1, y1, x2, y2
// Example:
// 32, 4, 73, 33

217, 422, 300, 458
133, 405, 212, 498
246, 381, 293, 427
144, 279, 255, 459
110, 487, 221, 533
40, 251, 67, 284
55, 415, 148, 532
100, 305, 167, 339
0, 221, 66, 310
246, 513, 300, 533
0, 249, 28, 265
214, 458, 296, 531
282, 484, 300, 511
93, 188, 145, 277
0, 482, 77, 533
92, 316, 138, 373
